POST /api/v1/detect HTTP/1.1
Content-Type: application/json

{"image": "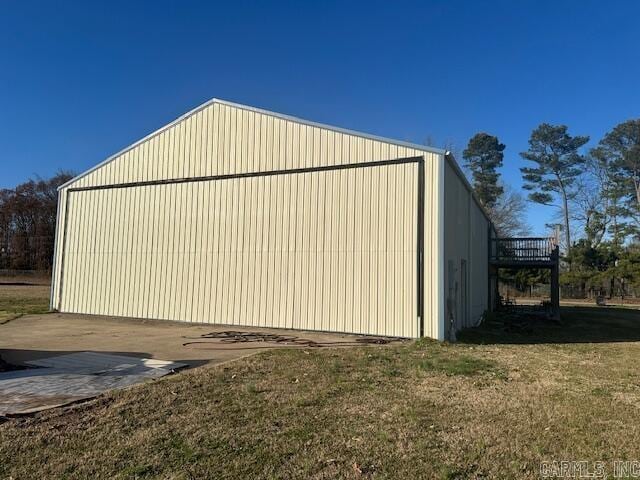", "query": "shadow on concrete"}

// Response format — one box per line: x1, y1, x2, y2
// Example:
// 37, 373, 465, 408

0, 349, 205, 370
